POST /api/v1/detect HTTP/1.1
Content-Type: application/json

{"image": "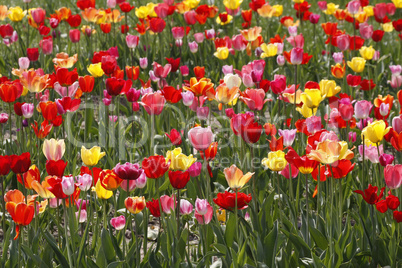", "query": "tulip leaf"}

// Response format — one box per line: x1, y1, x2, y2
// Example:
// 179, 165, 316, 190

101, 228, 117, 264
309, 226, 328, 250
225, 213, 236, 247
42, 230, 70, 268
21, 245, 49, 268
264, 221, 278, 267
